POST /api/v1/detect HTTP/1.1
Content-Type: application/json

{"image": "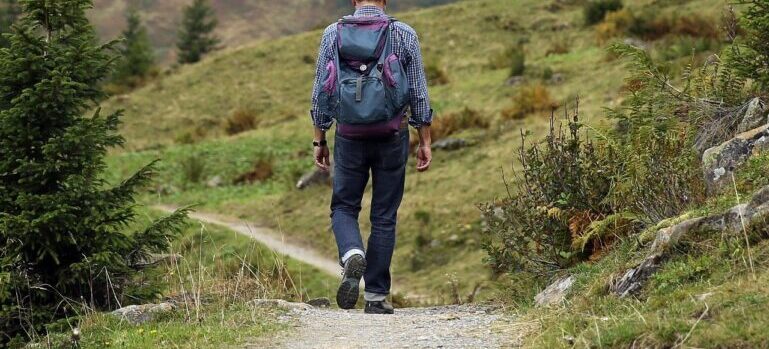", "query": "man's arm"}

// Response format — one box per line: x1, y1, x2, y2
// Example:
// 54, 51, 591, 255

314, 126, 330, 172
310, 27, 335, 133
311, 27, 334, 172
416, 126, 432, 172
404, 29, 433, 171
